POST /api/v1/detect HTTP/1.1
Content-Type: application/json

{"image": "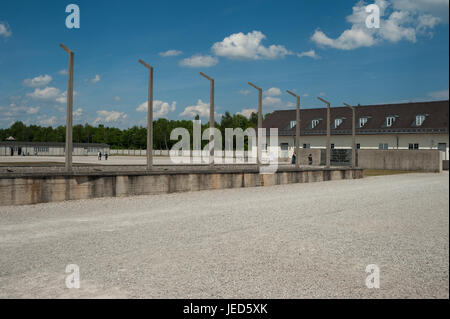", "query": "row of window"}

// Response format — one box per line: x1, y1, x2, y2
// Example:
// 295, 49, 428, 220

294, 114, 428, 130
299, 143, 421, 150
